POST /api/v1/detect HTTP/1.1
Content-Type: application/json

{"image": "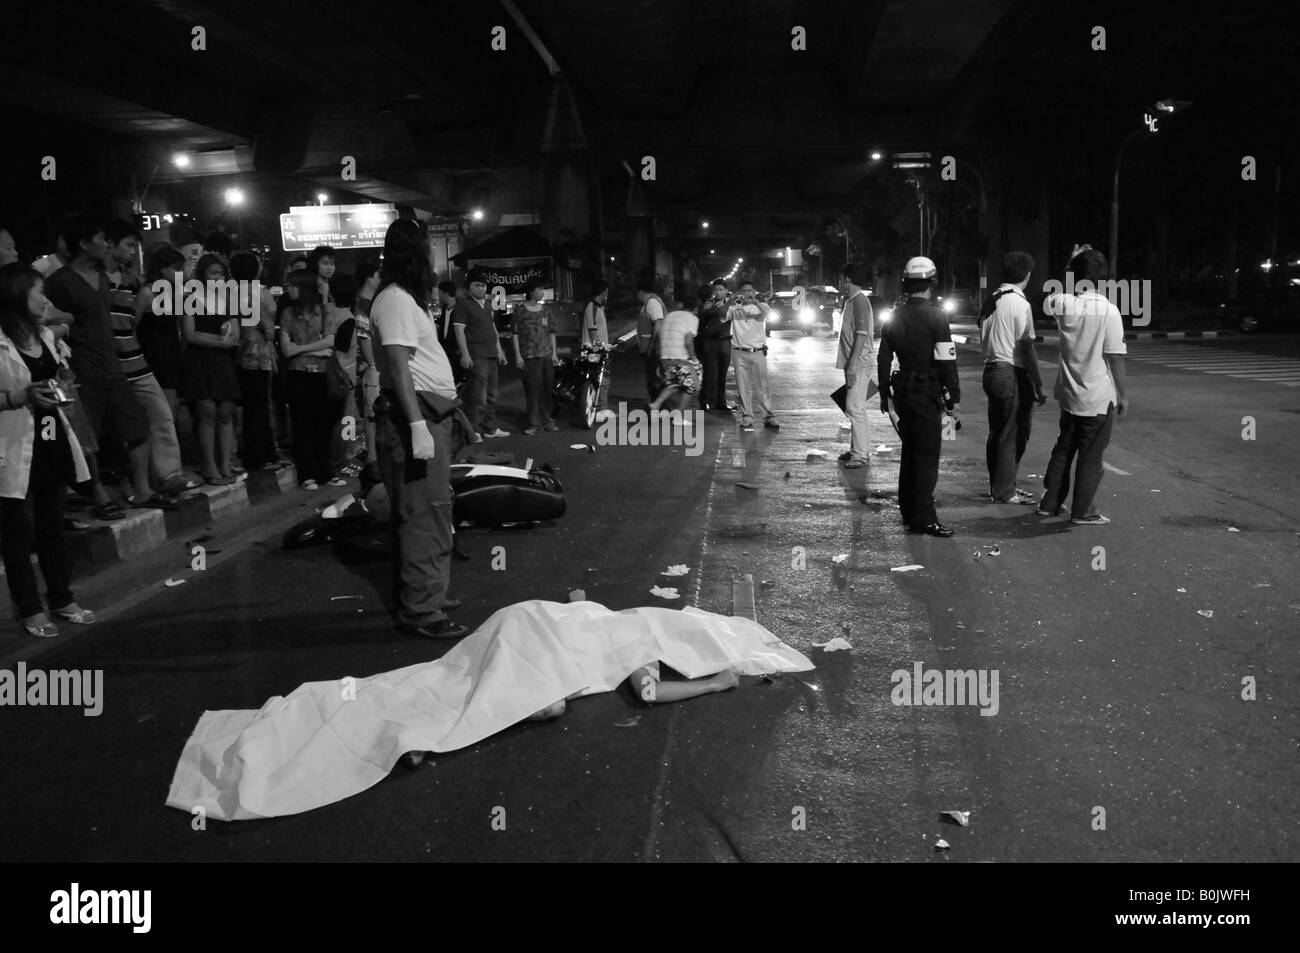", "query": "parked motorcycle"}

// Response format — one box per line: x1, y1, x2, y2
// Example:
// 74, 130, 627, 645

553, 342, 612, 429
282, 461, 565, 549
